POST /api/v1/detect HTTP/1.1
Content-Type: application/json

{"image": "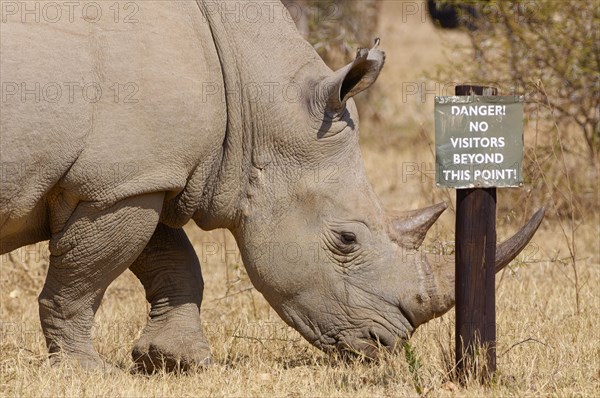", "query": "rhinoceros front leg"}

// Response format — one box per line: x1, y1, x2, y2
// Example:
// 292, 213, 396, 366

129, 224, 211, 373
39, 193, 163, 371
